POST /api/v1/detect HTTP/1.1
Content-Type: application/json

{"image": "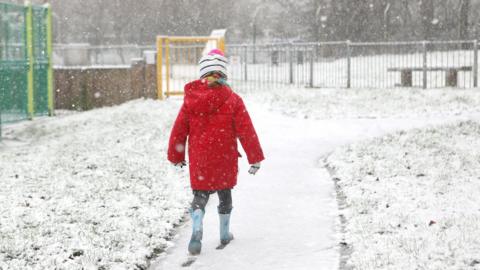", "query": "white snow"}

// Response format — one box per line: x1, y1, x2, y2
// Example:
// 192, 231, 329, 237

1, 86, 480, 269
325, 119, 480, 270
241, 87, 480, 120
0, 100, 191, 270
